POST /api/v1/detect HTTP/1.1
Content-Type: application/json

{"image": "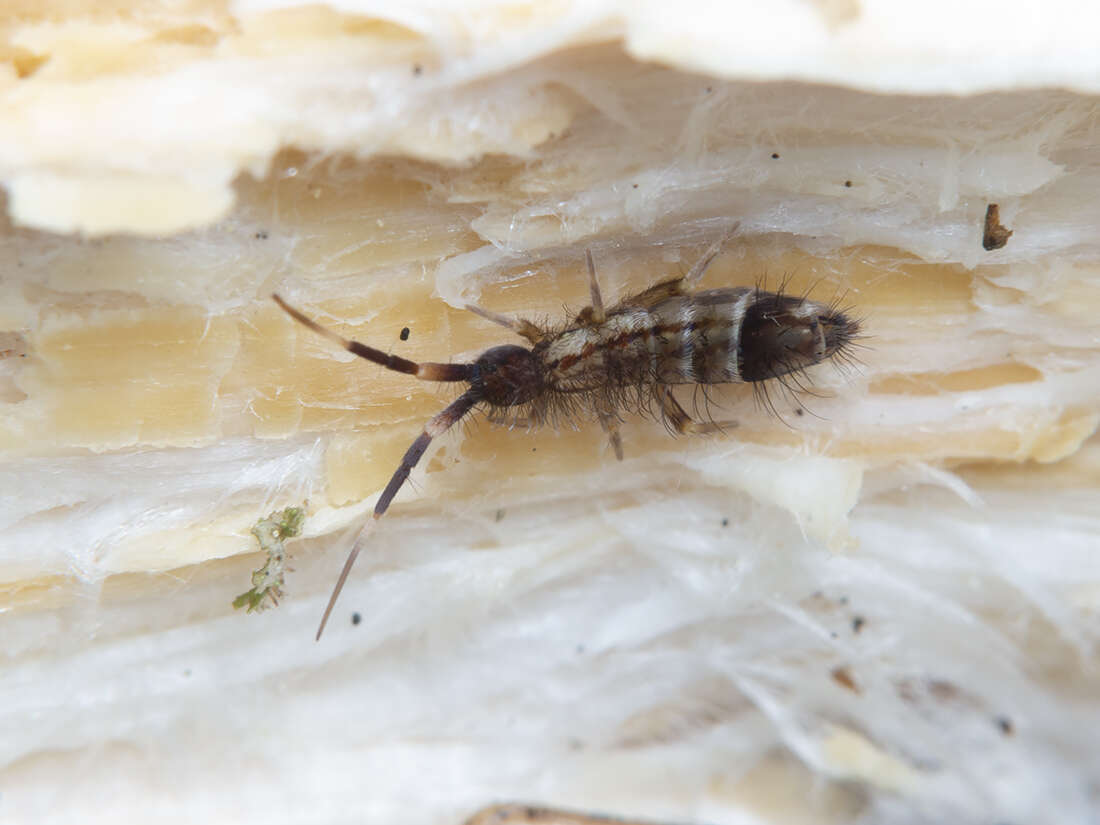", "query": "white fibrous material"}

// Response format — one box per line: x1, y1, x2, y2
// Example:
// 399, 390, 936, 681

1, 4, 1099, 825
